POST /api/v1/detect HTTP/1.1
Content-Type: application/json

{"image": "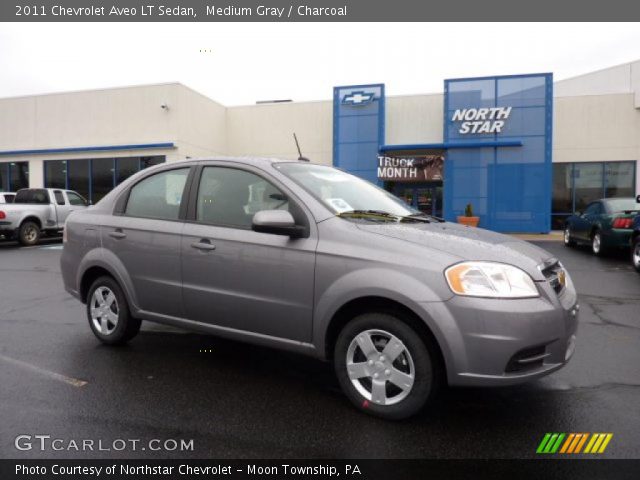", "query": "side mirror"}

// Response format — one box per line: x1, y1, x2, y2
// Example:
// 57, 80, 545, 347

252, 210, 305, 238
